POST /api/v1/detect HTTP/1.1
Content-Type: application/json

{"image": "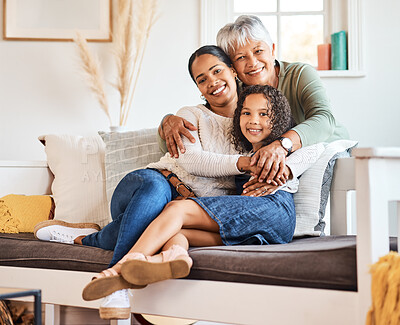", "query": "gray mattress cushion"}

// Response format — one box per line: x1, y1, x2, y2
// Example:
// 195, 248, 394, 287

0, 233, 396, 291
